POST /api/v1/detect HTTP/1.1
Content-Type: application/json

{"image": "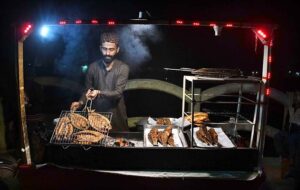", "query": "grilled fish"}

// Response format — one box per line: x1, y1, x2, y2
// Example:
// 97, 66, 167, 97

167, 134, 175, 147
156, 118, 172, 125
73, 130, 105, 144
88, 111, 112, 132
69, 112, 89, 130
148, 127, 159, 146
196, 126, 211, 145
185, 112, 209, 125
158, 126, 172, 146
54, 116, 73, 140
208, 128, 218, 145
